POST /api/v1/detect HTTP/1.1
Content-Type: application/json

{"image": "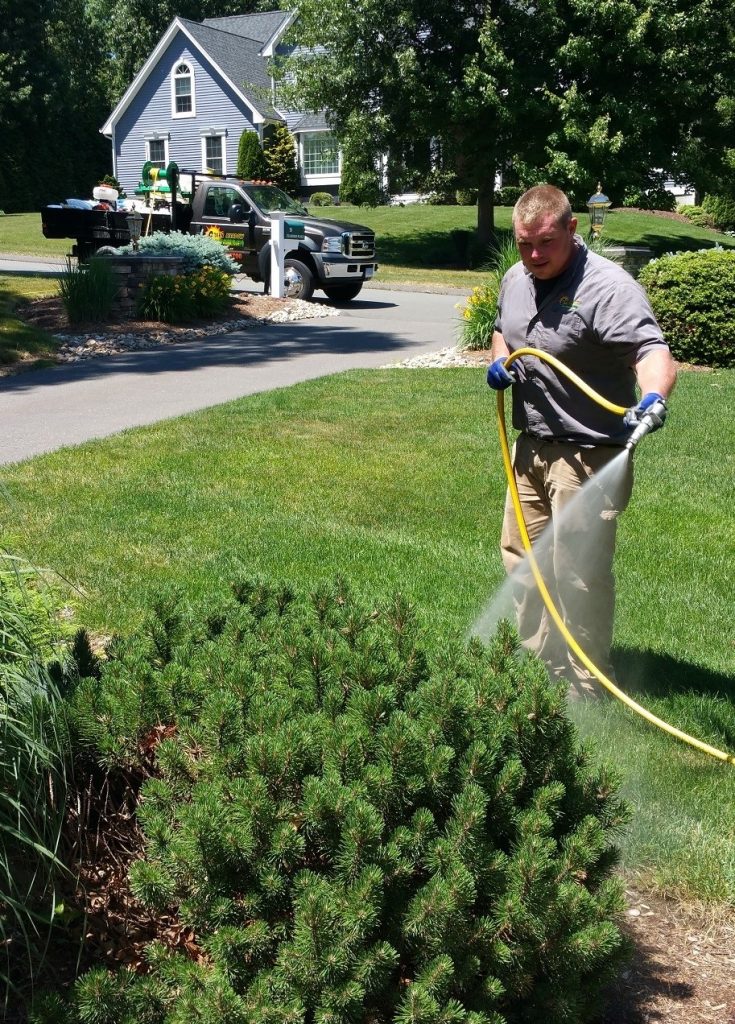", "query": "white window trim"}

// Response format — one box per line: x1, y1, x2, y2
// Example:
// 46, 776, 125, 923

145, 135, 170, 167
298, 131, 341, 185
200, 132, 227, 176
171, 60, 196, 119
